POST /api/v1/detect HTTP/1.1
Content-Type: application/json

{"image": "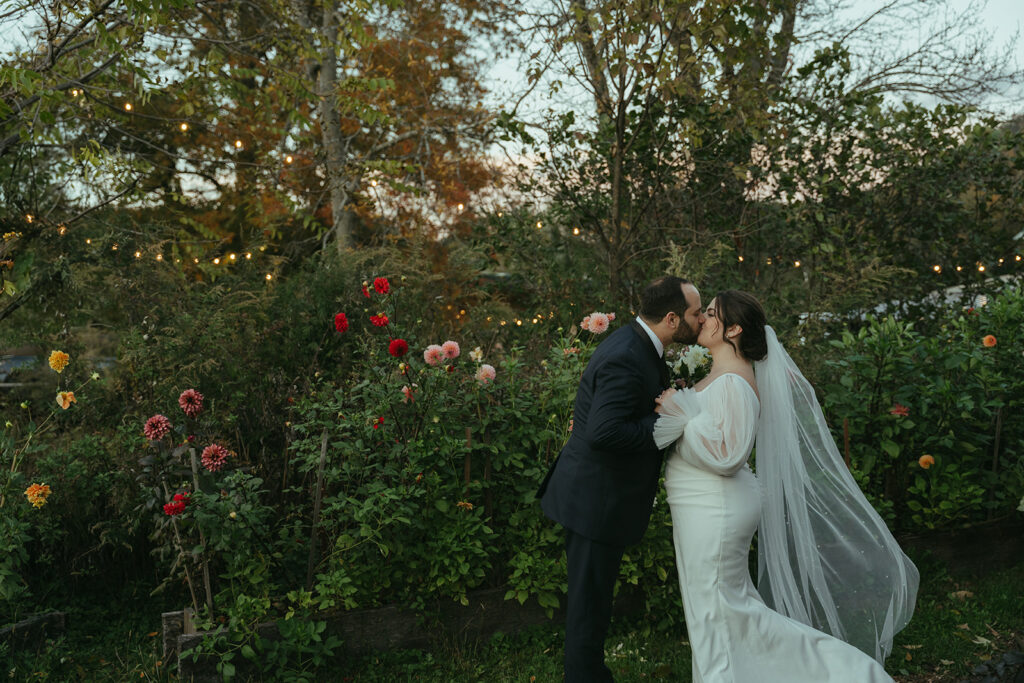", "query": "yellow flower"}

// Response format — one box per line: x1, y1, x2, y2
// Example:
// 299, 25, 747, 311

56, 391, 76, 409
24, 482, 52, 508
48, 350, 70, 373
456, 500, 474, 511
918, 454, 935, 469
